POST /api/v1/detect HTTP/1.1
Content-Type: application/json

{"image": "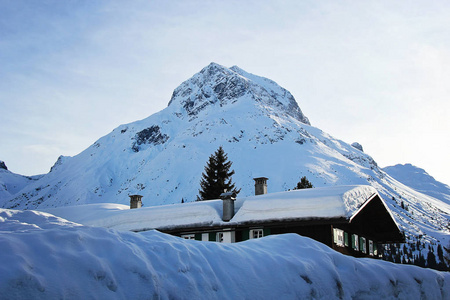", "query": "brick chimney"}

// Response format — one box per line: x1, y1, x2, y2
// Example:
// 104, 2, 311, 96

253, 177, 268, 195
129, 194, 143, 209
220, 190, 236, 222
